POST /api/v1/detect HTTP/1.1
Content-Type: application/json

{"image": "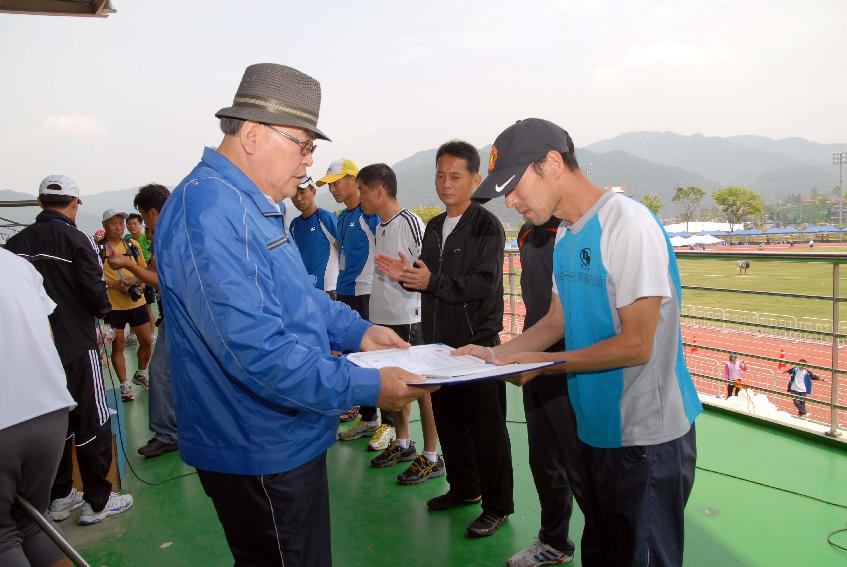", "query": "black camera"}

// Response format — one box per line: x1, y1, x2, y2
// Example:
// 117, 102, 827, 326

122, 236, 140, 260
128, 283, 144, 302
